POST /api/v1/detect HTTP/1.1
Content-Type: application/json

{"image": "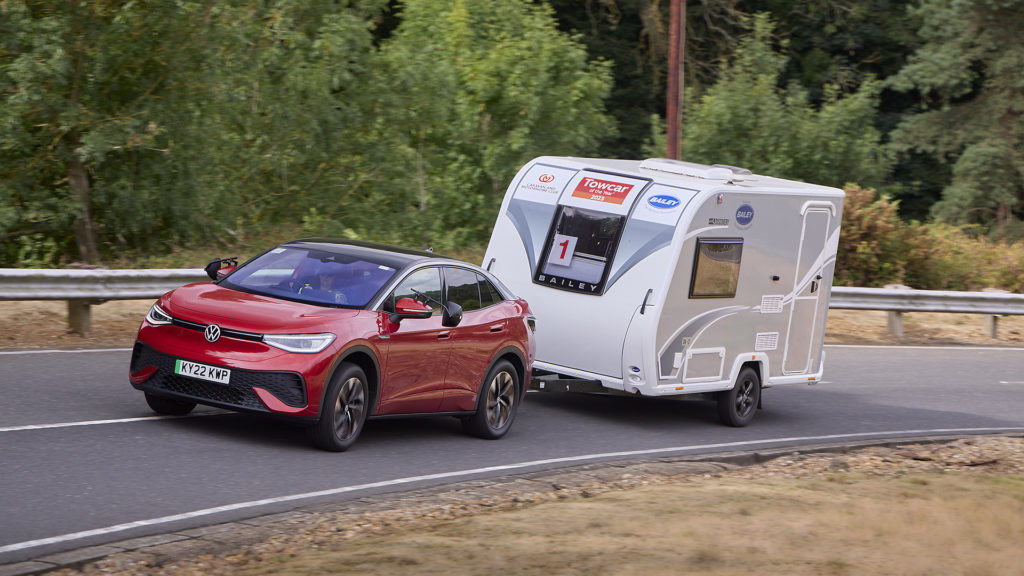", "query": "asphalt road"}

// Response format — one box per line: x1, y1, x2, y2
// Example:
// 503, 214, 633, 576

1, 344, 1023, 564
